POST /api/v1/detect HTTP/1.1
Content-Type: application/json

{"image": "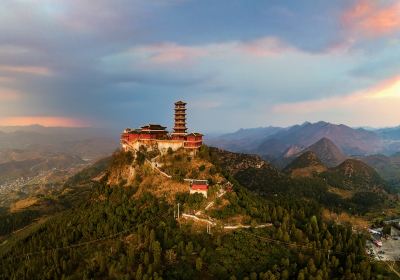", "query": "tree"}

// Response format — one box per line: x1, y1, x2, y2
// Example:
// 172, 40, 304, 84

152, 241, 162, 267
196, 257, 203, 271
136, 264, 143, 280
